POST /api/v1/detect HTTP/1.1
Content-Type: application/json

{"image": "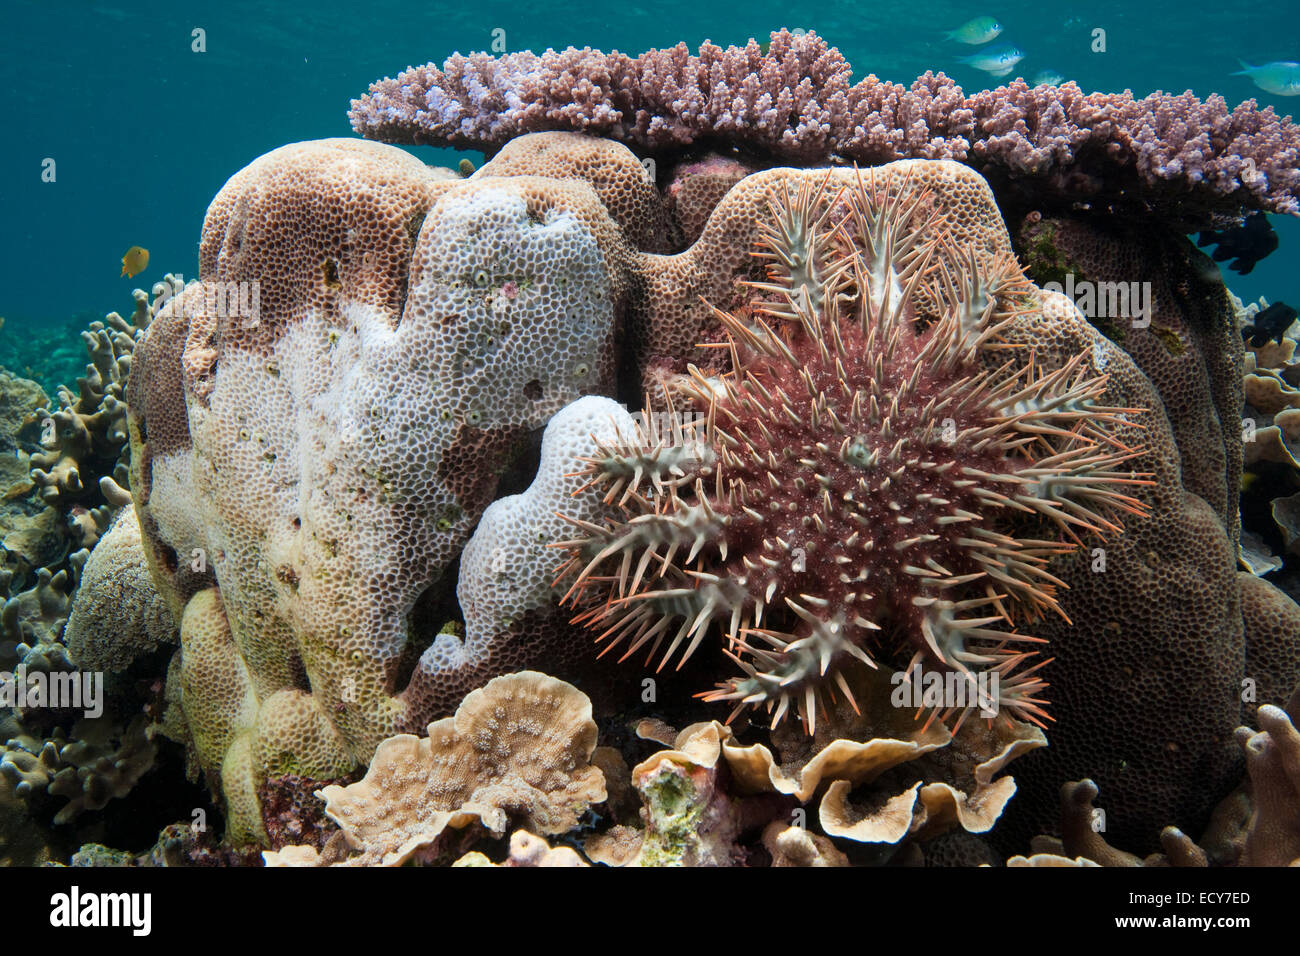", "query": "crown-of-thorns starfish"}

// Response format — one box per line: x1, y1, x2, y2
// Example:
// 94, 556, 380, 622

554, 169, 1153, 735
